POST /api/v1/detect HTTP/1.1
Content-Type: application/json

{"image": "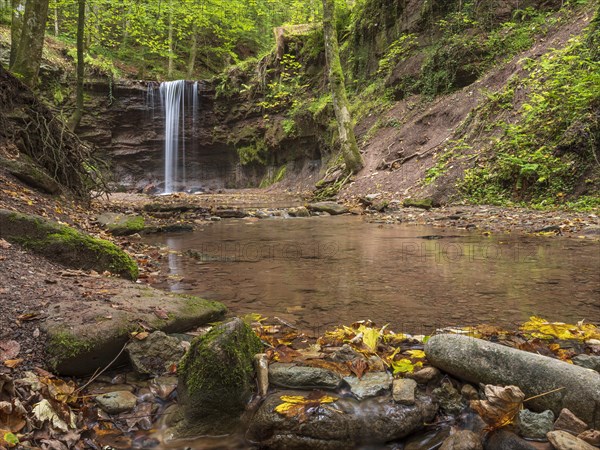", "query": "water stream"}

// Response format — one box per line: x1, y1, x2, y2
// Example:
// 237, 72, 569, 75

144, 216, 600, 335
